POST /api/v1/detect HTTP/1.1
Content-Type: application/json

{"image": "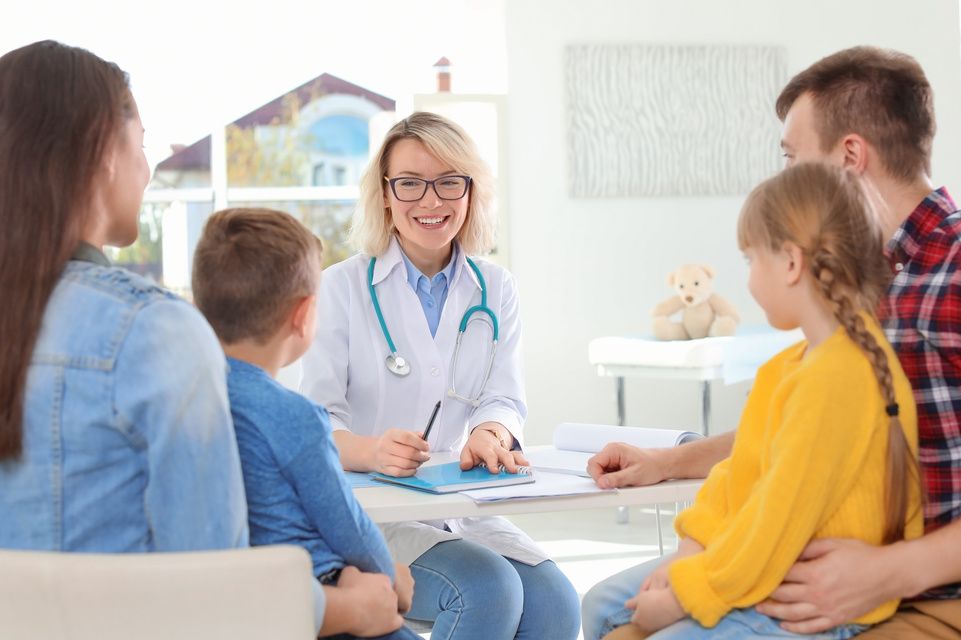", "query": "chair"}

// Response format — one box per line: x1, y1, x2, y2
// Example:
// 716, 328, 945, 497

0, 545, 316, 640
